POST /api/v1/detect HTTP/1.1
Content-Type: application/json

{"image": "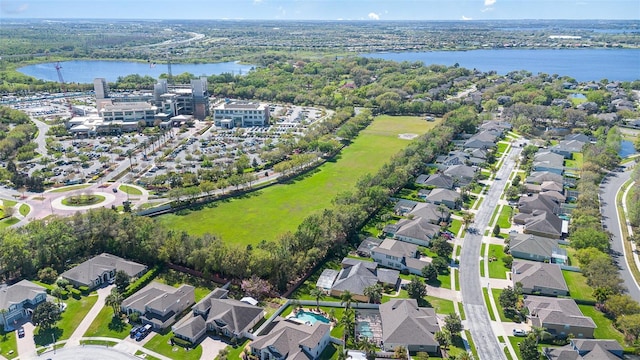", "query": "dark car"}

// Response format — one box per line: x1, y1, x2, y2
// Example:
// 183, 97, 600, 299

17, 327, 25, 338
112, 188, 118, 193
129, 326, 140, 338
